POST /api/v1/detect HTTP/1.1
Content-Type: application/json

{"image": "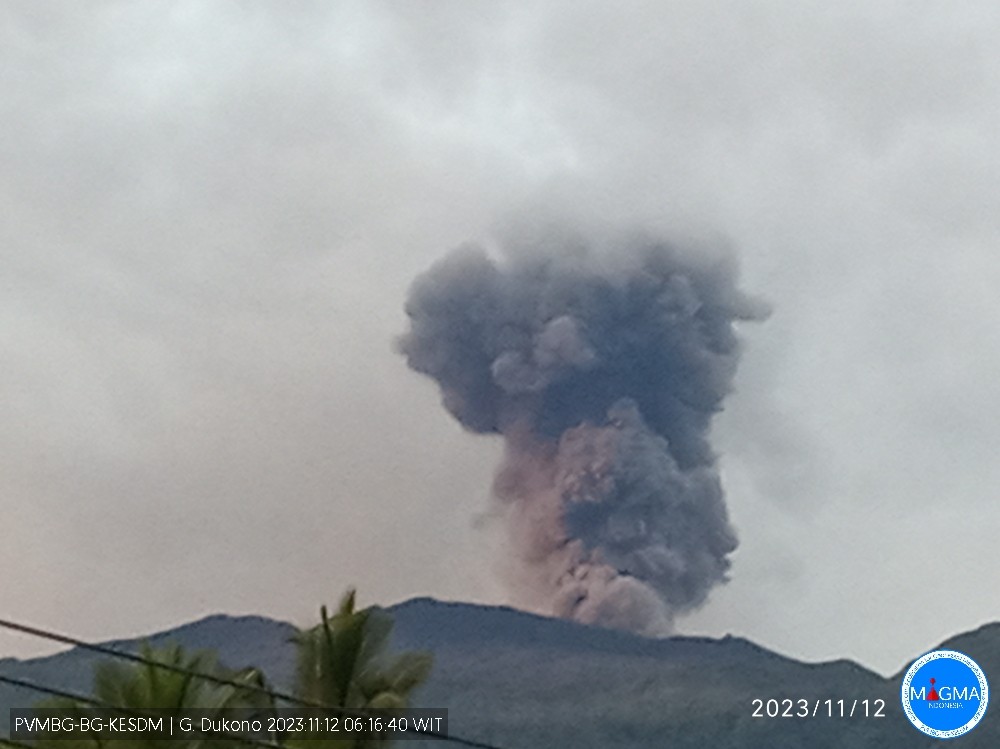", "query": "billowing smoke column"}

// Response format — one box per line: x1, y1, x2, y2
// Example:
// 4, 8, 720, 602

399, 231, 765, 636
